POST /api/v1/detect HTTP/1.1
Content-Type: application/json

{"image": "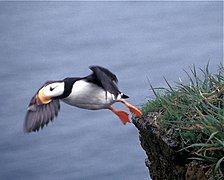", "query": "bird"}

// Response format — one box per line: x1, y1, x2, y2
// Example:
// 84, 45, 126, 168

24, 66, 142, 133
